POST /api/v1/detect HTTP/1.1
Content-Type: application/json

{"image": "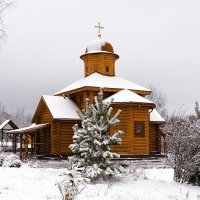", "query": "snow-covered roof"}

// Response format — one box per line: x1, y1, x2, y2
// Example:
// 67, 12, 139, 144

104, 89, 154, 104
55, 73, 151, 95
43, 95, 82, 120
0, 120, 18, 130
86, 39, 106, 53
150, 109, 165, 123
7, 123, 50, 134
0, 120, 11, 129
